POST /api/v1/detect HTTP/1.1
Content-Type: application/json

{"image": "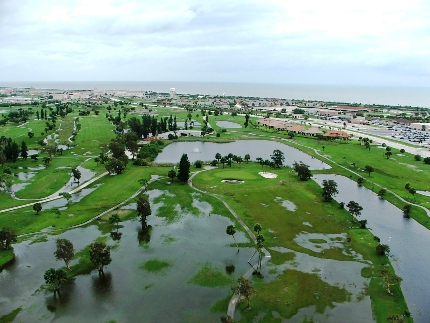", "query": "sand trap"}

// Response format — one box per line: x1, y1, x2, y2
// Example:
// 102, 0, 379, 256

259, 172, 278, 179
221, 179, 244, 184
